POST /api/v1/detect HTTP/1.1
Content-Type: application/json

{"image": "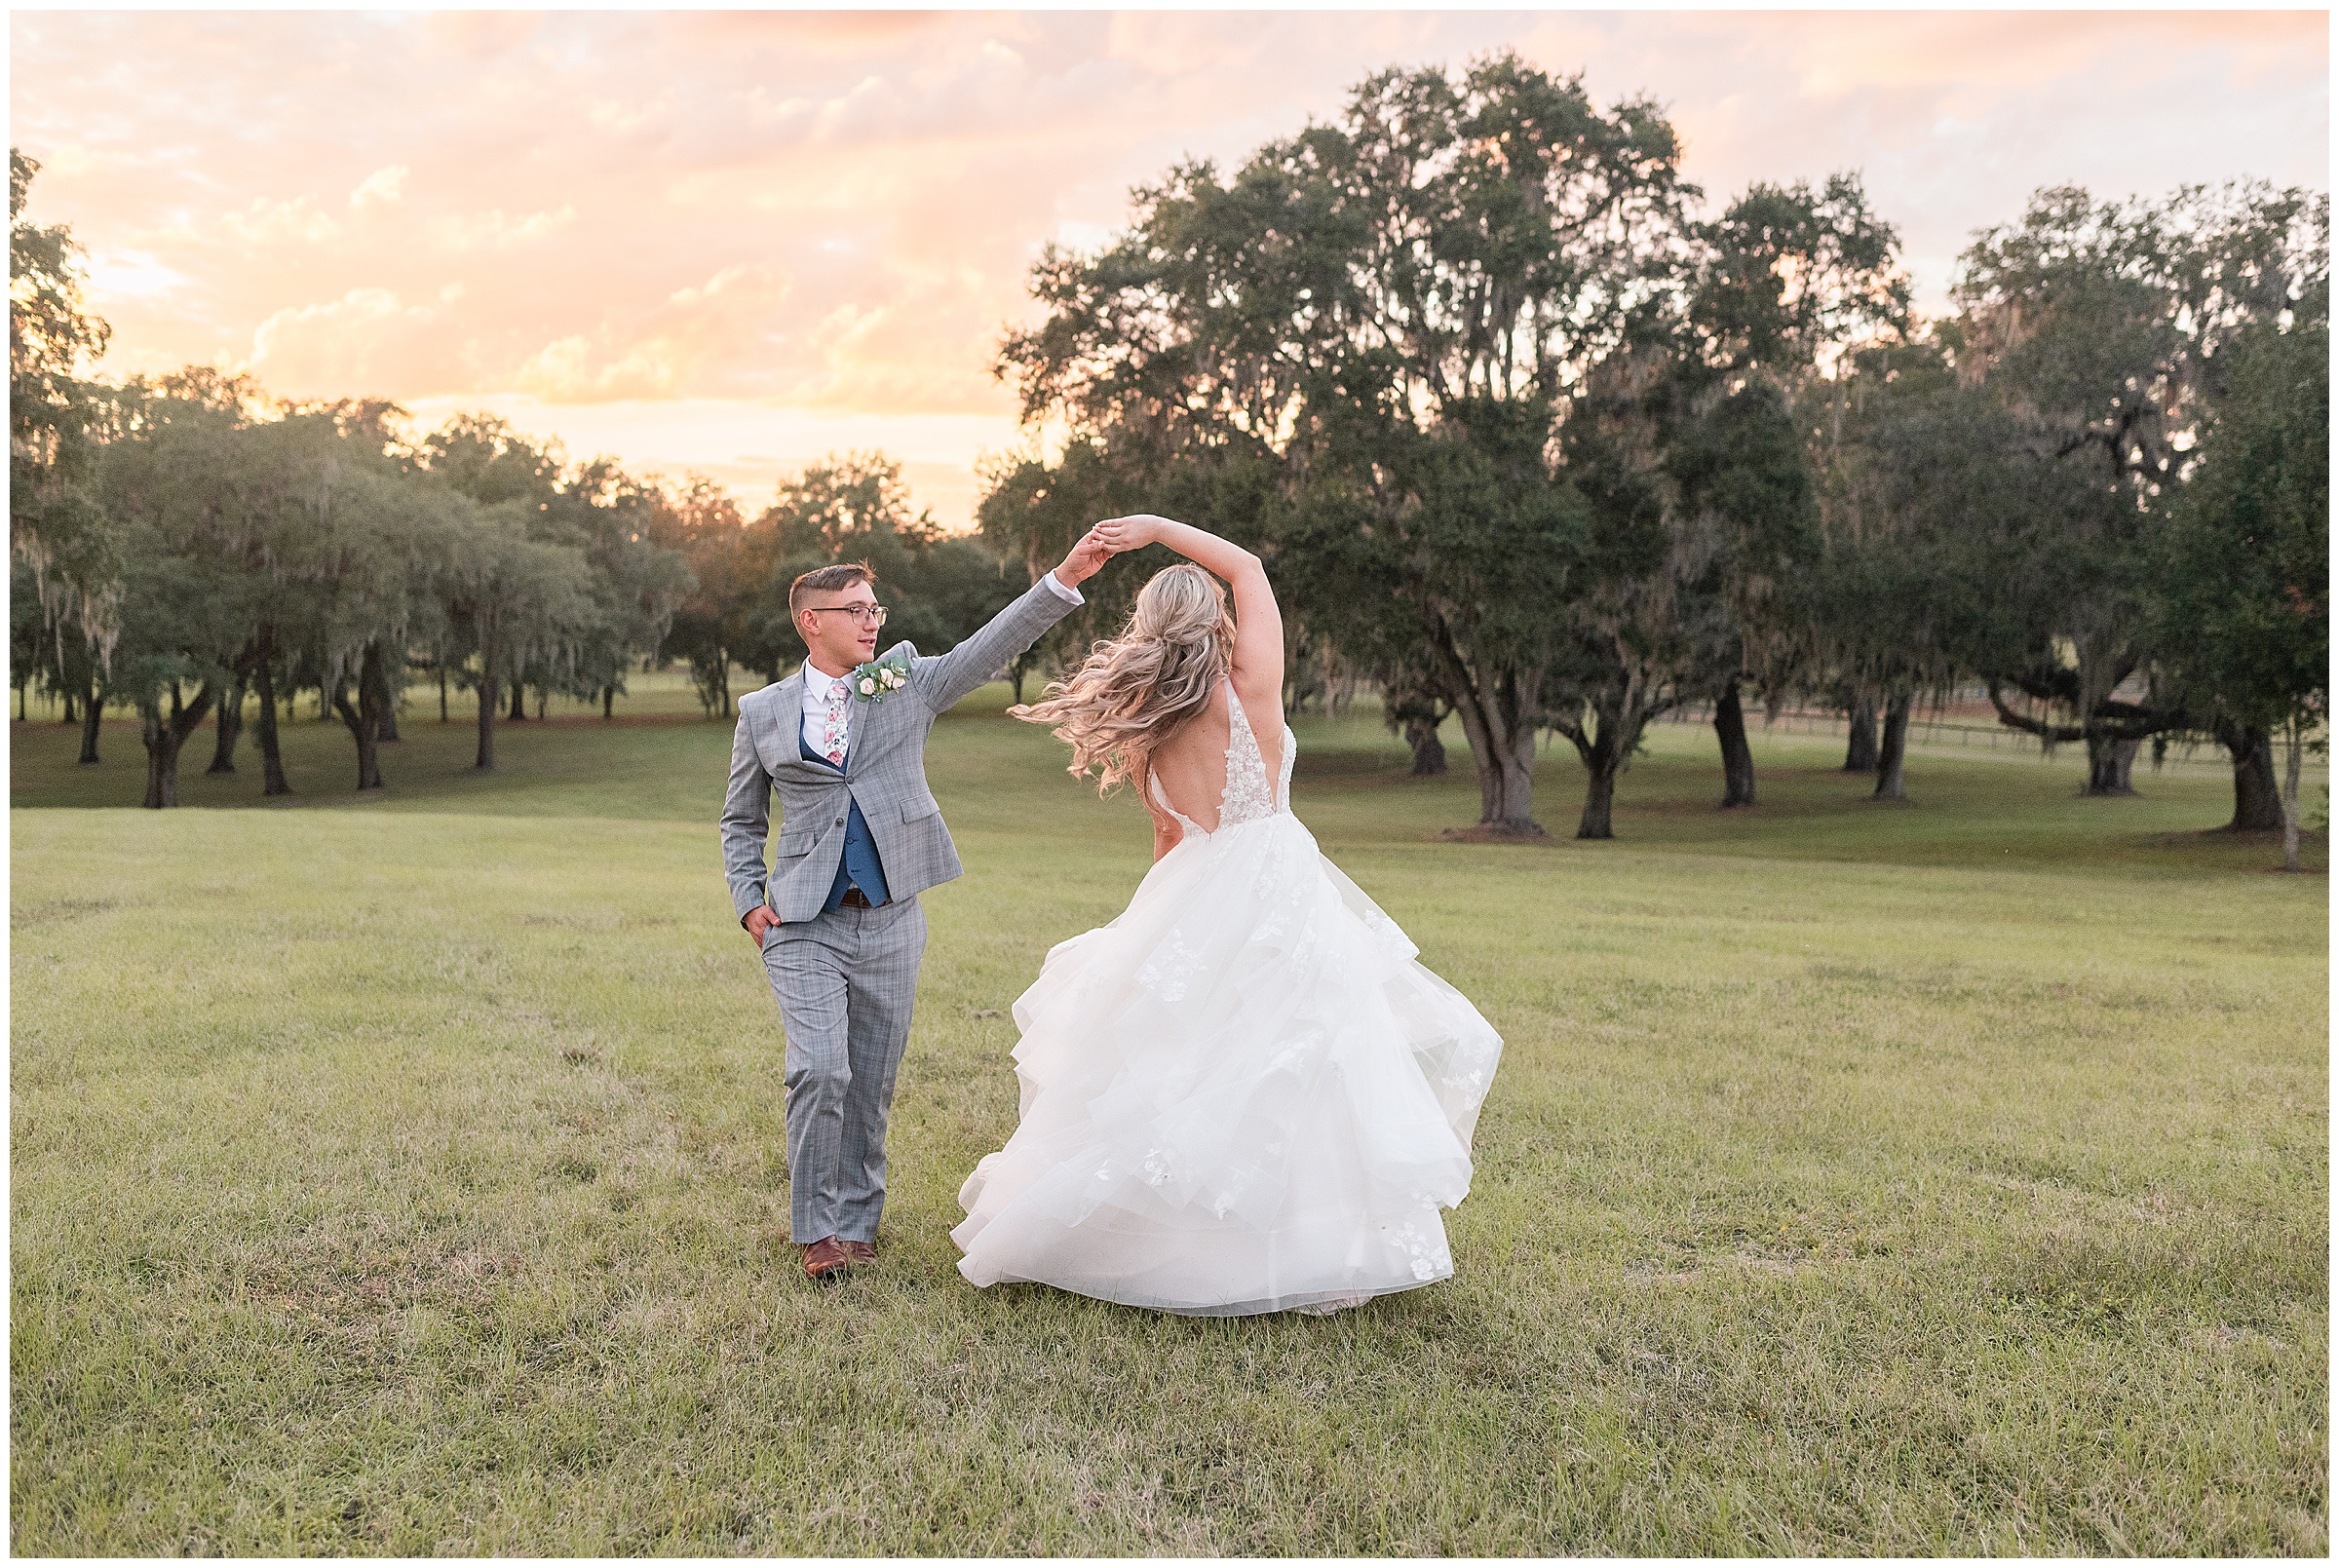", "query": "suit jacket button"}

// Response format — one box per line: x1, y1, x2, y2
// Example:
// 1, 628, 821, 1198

834, 817, 845, 826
